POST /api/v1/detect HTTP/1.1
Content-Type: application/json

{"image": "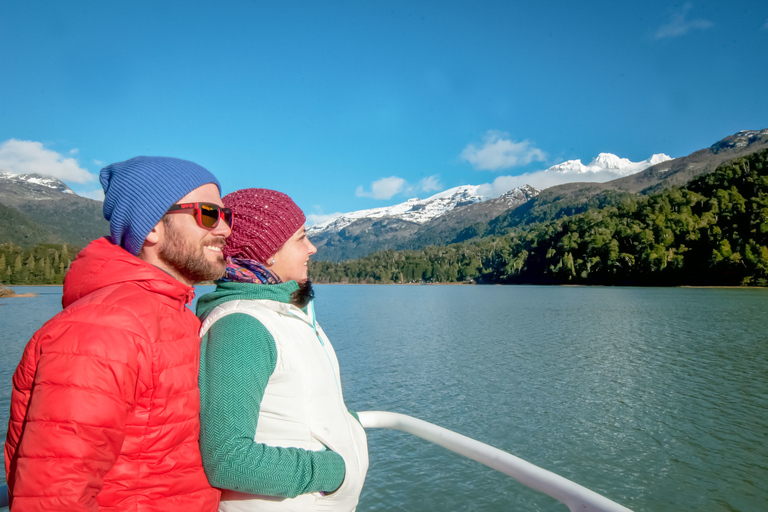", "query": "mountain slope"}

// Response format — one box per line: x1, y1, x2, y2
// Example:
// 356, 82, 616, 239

0, 202, 56, 246
0, 171, 108, 247
402, 185, 540, 247
308, 185, 486, 235
308, 185, 485, 260
309, 185, 538, 261
490, 129, 768, 233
